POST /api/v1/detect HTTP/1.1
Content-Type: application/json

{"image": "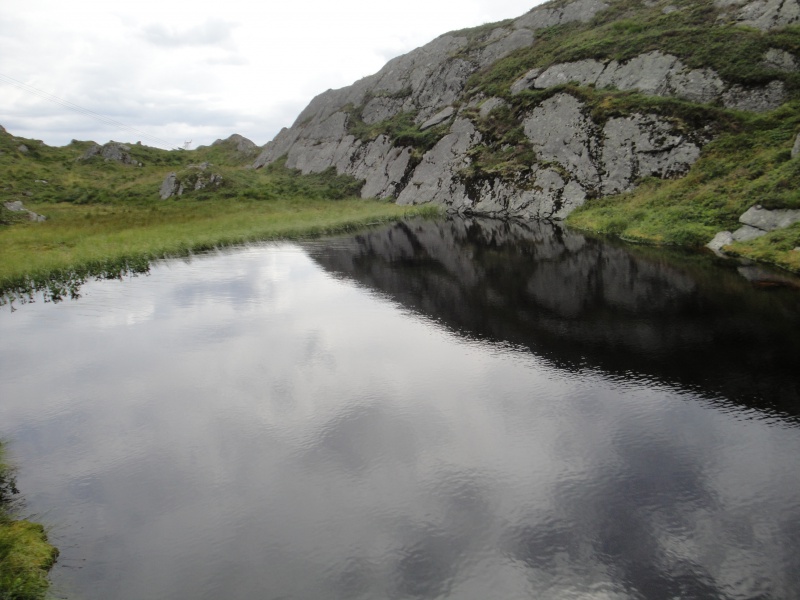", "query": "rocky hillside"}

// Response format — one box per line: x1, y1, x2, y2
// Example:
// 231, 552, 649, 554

253, 0, 800, 264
